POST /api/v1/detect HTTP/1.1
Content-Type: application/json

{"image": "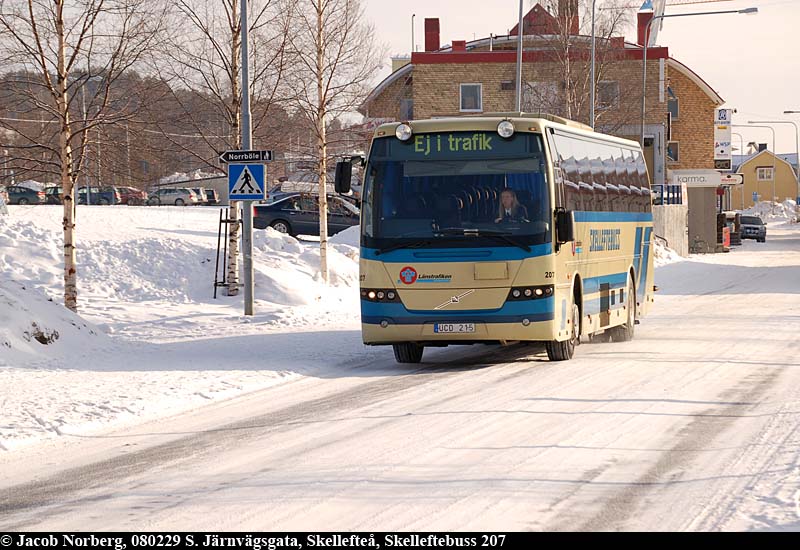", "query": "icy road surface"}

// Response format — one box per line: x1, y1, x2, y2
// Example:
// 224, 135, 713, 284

2, 225, 800, 531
